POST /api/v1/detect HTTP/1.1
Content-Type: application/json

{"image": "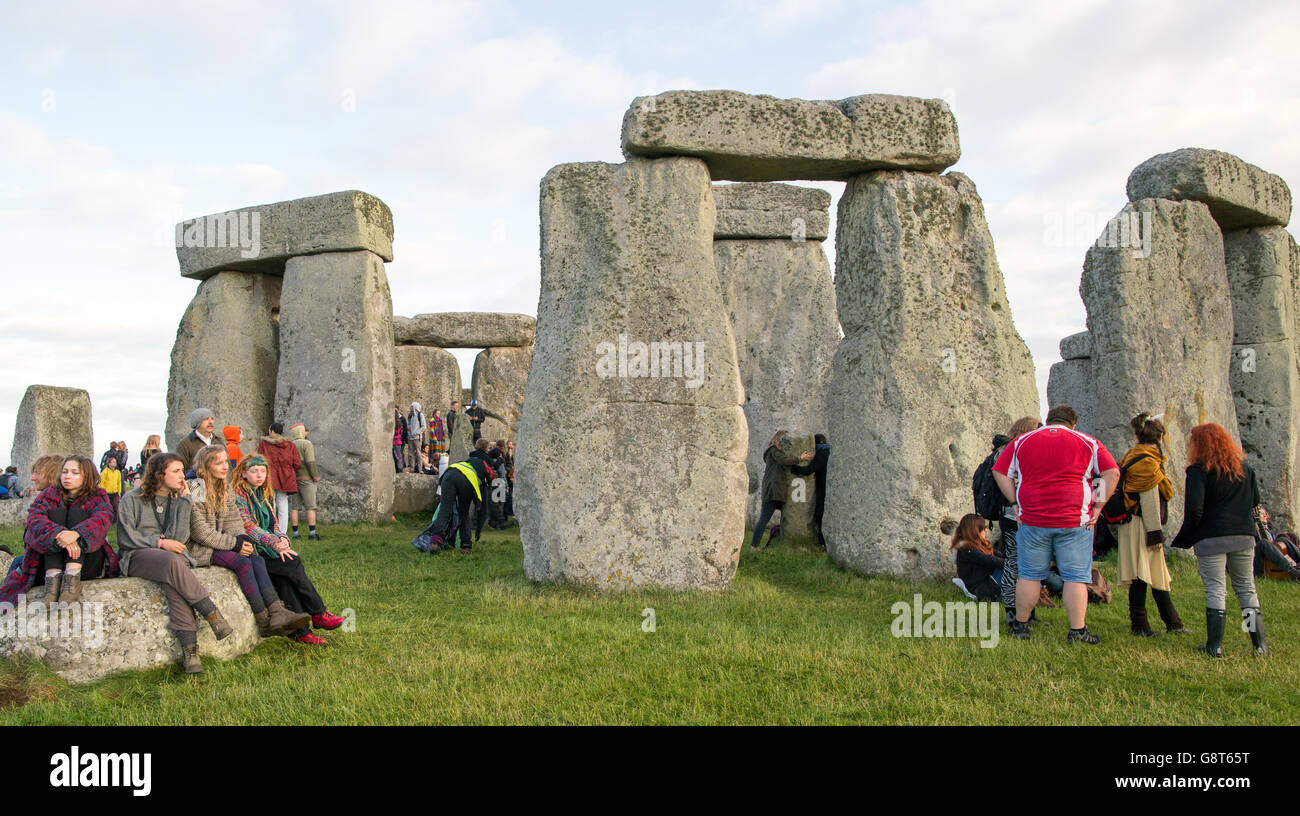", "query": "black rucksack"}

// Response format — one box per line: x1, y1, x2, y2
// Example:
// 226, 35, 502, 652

972, 444, 1009, 522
